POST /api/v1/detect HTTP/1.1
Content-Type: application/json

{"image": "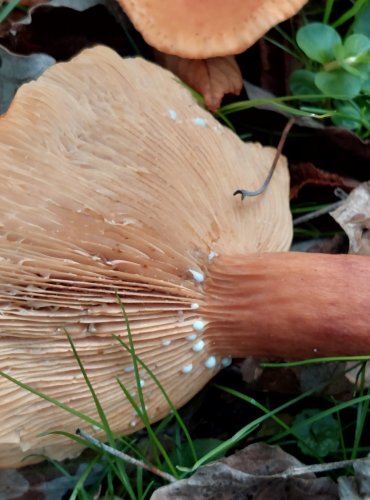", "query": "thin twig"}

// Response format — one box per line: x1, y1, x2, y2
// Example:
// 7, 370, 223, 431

275, 456, 370, 478
218, 456, 369, 479
293, 188, 349, 226
293, 200, 345, 226
76, 428, 177, 483
234, 117, 296, 200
